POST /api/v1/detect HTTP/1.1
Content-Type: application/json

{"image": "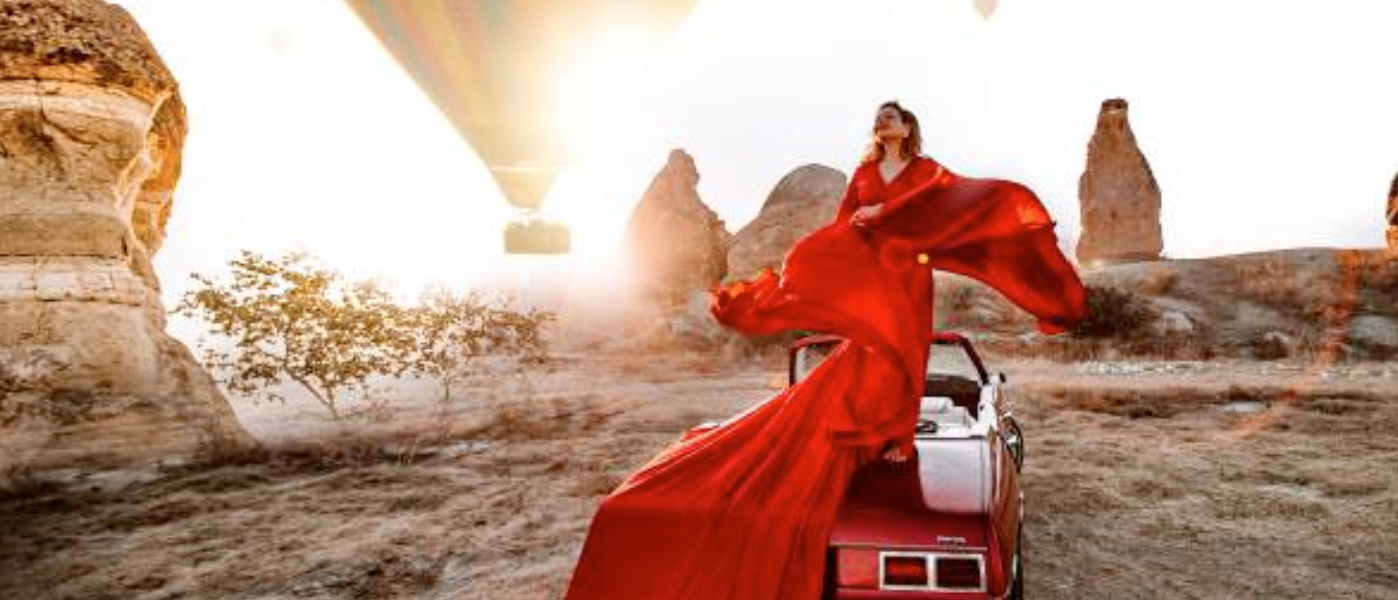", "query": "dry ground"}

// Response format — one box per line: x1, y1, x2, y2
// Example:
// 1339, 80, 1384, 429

1, 350, 1395, 600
